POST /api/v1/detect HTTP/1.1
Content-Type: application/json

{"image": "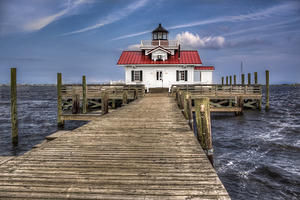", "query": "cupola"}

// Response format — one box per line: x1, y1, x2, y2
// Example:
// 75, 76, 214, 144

152, 23, 168, 40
